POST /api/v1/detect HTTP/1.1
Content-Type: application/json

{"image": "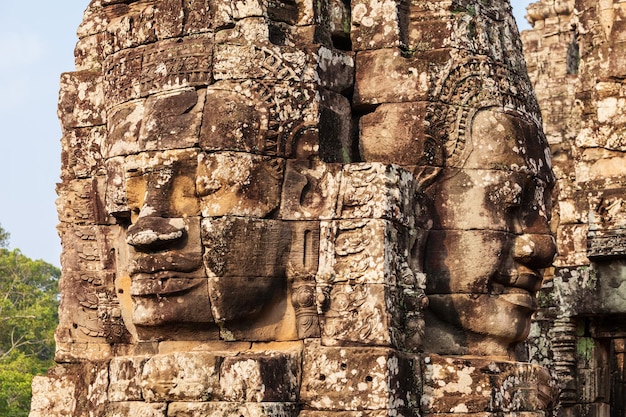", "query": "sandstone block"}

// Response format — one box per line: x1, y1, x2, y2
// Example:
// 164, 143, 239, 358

74, 31, 107, 71
402, 18, 452, 52
554, 223, 590, 267
427, 169, 552, 233
301, 342, 419, 410
182, 0, 212, 35
214, 16, 272, 44
421, 355, 554, 413
103, 48, 144, 106
201, 217, 297, 339
30, 373, 77, 417
59, 71, 105, 128
219, 351, 301, 402
350, 0, 401, 51
104, 99, 146, 157
60, 126, 105, 180
140, 37, 213, 96
105, 4, 158, 53
54, 342, 123, 363
214, 43, 314, 82
200, 81, 352, 161
318, 282, 399, 346
213, 0, 266, 28
56, 179, 106, 226
109, 356, 148, 402
318, 219, 410, 286
299, 411, 419, 417
202, 217, 292, 279
358, 102, 430, 165
314, 46, 355, 94
103, 36, 213, 108
337, 163, 418, 228
138, 88, 205, 152
104, 402, 167, 417
141, 352, 220, 402
55, 270, 120, 345
196, 152, 284, 218
58, 225, 117, 273
279, 160, 342, 220
167, 402, 298, 417
354, 51, 432, 105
